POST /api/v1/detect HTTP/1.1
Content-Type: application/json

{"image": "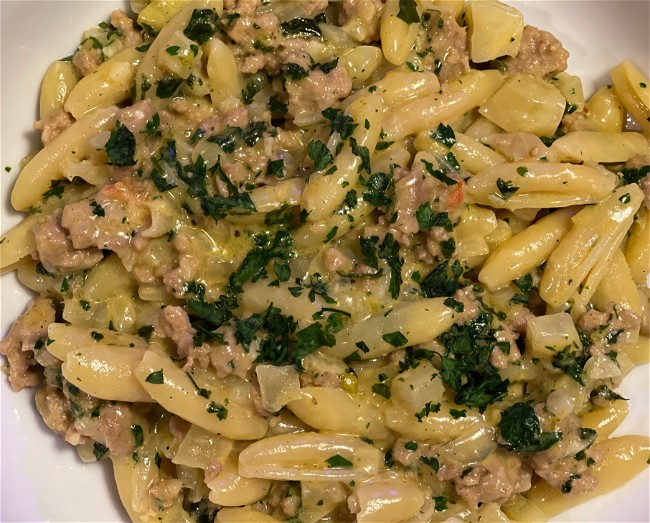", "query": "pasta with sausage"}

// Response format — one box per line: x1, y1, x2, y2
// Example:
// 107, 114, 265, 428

1, 1, 649, 522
